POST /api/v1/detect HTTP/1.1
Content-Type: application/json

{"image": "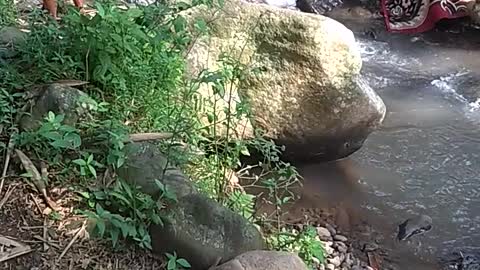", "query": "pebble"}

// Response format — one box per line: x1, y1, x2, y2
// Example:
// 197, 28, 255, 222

326, 264, 335, 270
328, 256, 342, 267
324, 243, 335, 255
363, 242, 379, 252
334, 234, 348, 242
335, 242, 348, 253
325, 223, 337, 236
317, 226, 332, 240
